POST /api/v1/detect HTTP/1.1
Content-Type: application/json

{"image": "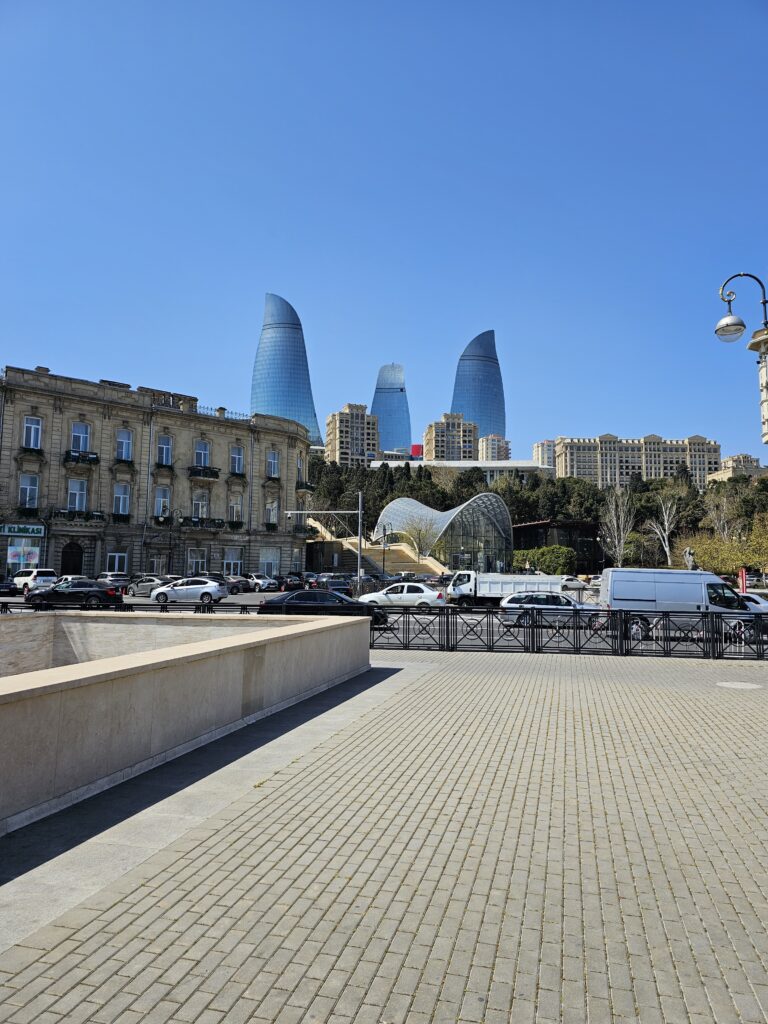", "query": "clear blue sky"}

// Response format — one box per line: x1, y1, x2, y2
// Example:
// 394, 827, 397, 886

2, 1, 768, 460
